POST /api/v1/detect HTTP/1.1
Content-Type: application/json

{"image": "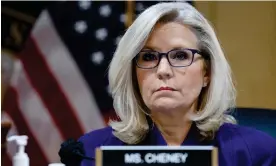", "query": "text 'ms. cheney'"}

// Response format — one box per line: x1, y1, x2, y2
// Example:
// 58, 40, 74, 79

124, 152, 188, 164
